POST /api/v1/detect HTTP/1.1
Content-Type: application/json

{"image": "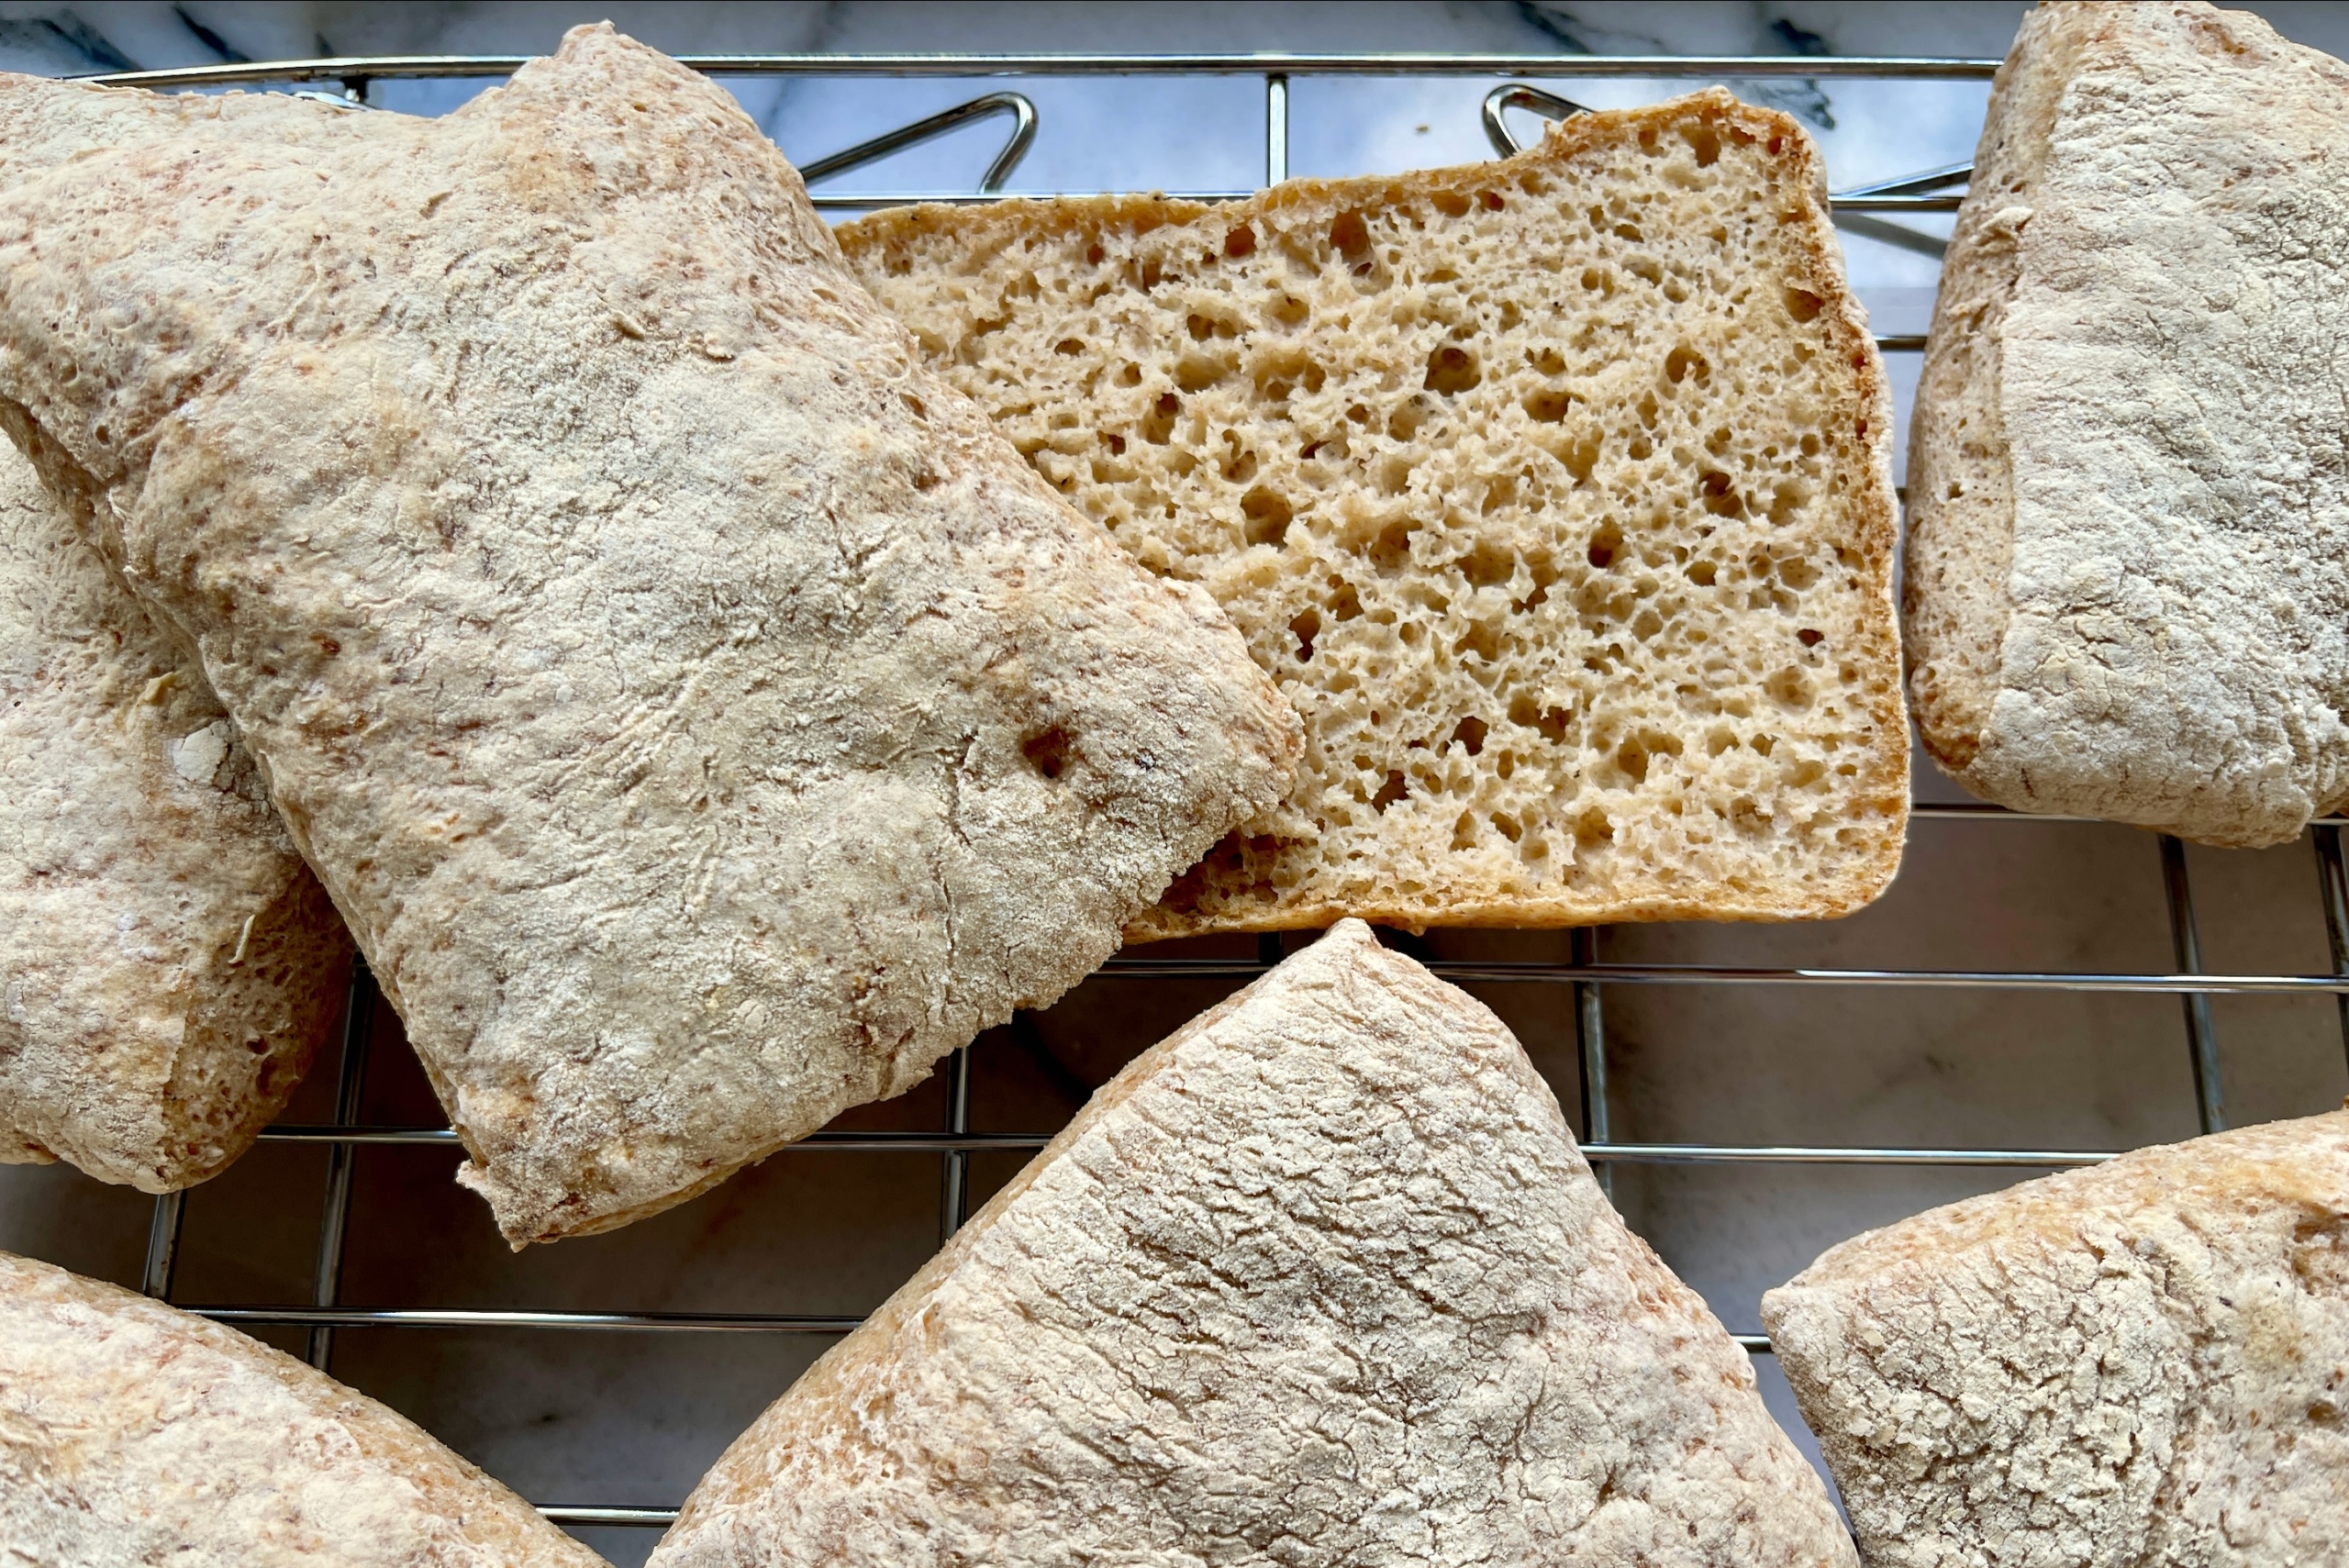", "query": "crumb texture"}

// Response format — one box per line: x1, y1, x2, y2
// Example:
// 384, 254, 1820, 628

0, 1250, 610, 1566
0, 431, 347, 1192
841, 89, 1906, 937
653, 920, 1856, 1568
0, 27, 1297, 1244
1909, 1, 2349, 846
1763, 1108, 2349, 1568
